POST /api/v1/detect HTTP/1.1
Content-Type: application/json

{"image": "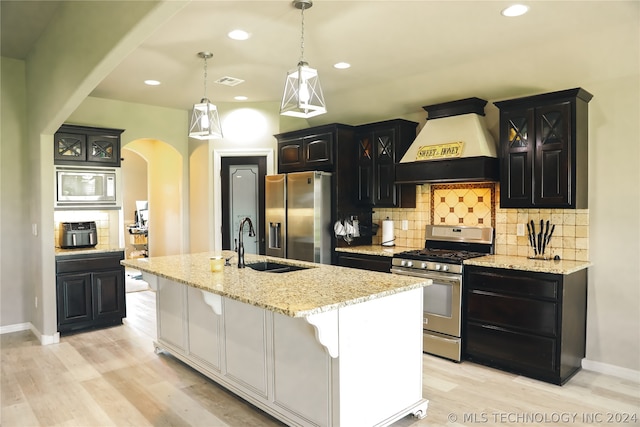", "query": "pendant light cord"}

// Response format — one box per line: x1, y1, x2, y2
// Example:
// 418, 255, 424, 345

299, 4, 306, 63
202, 56, 208, 100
